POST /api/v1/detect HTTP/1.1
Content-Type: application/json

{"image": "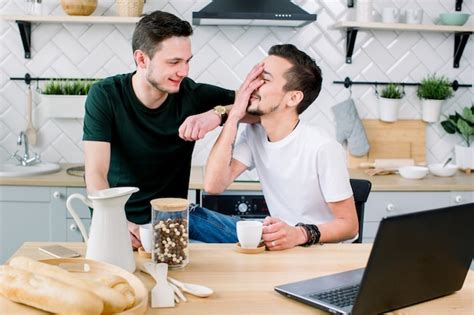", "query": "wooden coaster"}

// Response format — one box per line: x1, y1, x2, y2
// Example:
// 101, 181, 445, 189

138, 247, 151, 258
235, 242, 265, 254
